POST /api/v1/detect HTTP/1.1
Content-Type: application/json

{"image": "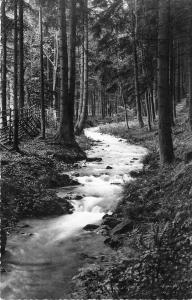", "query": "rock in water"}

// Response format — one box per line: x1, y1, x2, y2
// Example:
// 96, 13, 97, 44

83, 224, 99, 231
106, 166, 113, 169
86, 157, 102, 162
